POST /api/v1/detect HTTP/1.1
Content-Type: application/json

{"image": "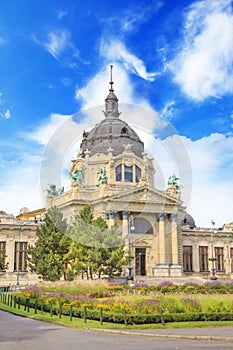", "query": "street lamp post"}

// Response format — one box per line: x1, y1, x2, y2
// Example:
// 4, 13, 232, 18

16, 225, 21, 287
127, 215, 135, 281
209, 220, 217, 281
